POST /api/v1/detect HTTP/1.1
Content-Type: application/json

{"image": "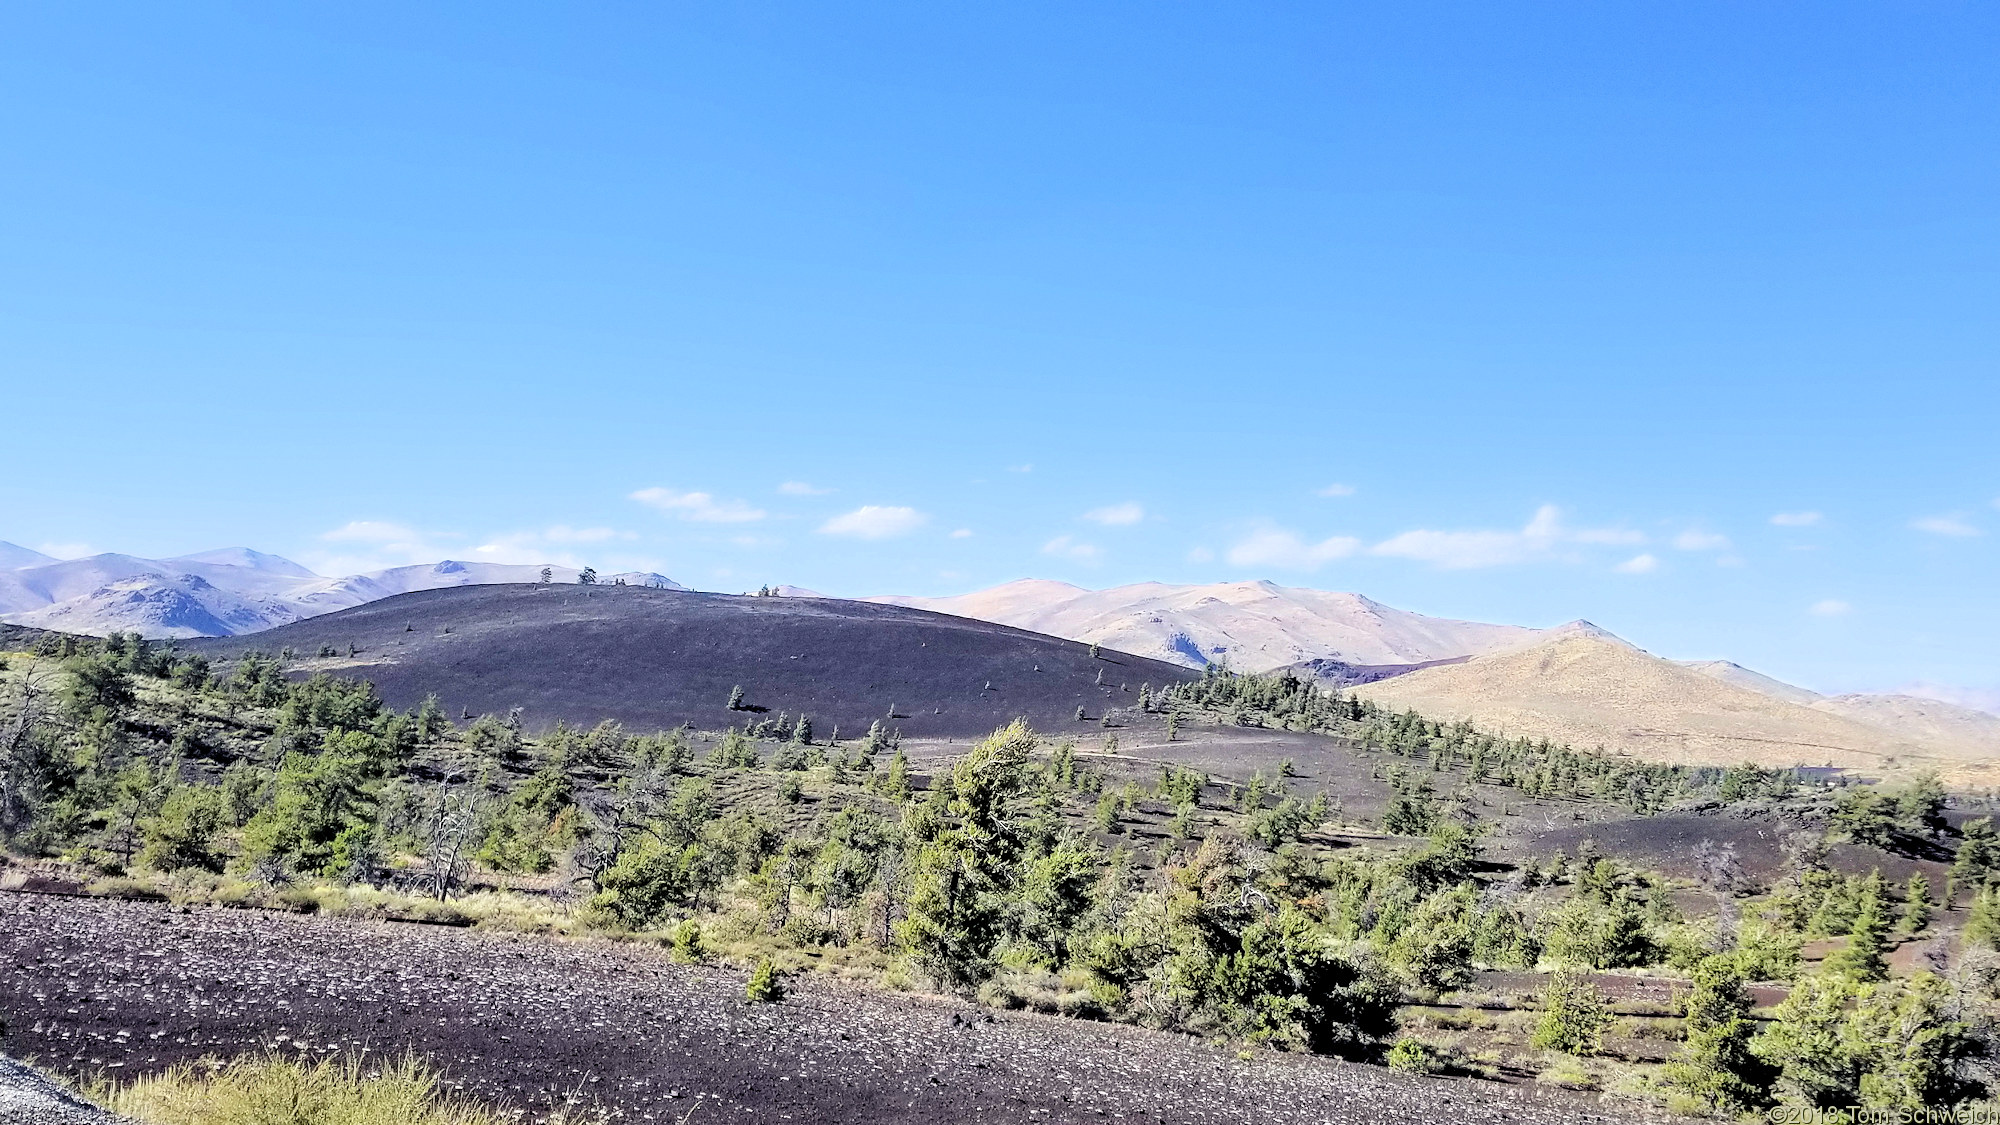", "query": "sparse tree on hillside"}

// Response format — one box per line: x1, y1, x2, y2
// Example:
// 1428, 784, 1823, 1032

1902, 872, 1933, 935
578, 567, 597, 585
1825, 873, 1892, 982
1667, 955, 1770, 1114
1531, 971, 1613, 1056
539, 567, 552, 584
727, 685, 745, 711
